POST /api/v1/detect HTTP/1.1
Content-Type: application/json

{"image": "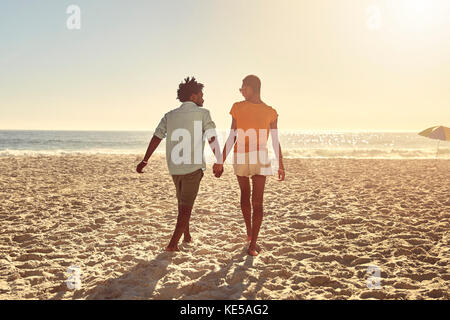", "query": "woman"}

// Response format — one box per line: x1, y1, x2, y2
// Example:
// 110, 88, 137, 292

214, 75, 285, 256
